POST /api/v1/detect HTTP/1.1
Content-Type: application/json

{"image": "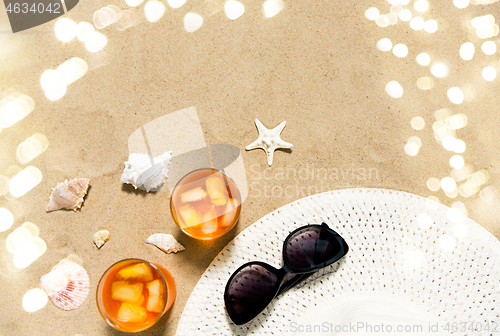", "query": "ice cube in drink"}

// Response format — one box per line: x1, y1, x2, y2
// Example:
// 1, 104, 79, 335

200, 207, 218, 234
205, 175, 227, 205
218, 199, 239, 227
